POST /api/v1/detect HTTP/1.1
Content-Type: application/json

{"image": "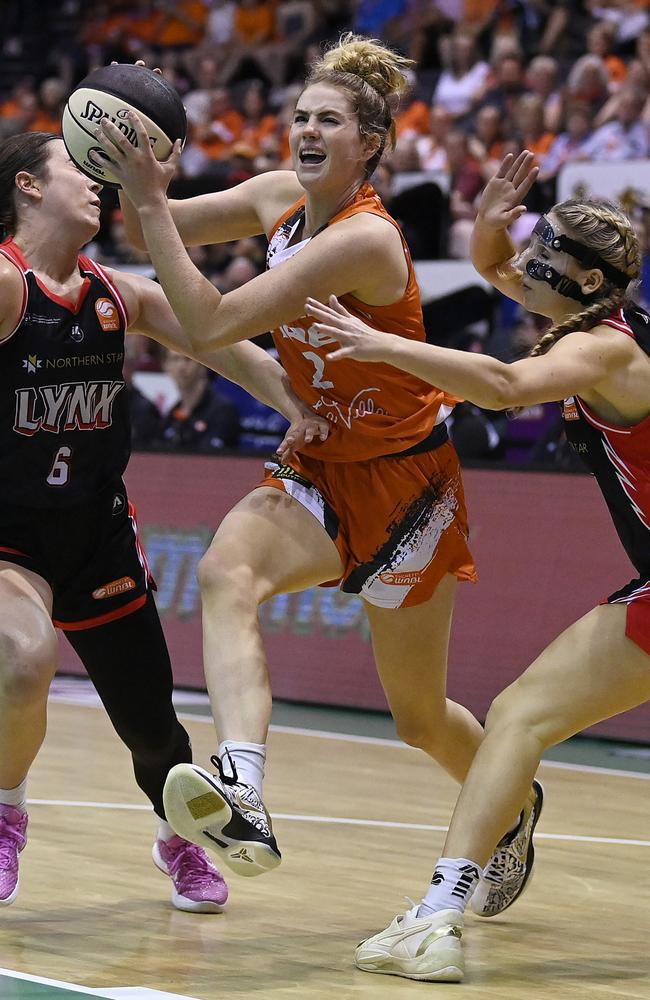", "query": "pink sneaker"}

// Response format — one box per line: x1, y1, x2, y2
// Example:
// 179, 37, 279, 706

153, 836, 228, 912
0, 805, 28, 906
